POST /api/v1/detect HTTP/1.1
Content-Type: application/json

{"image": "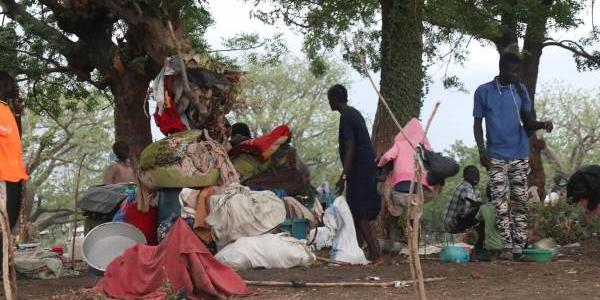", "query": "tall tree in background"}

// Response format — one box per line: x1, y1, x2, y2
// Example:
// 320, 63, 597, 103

0, 0, 213, 157
537, 83, 600, 176
20, 93, 113, 241
232, 57, 345, 184
252, 0, 425, 153
425, 0, 600, 197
